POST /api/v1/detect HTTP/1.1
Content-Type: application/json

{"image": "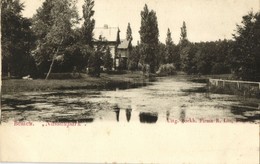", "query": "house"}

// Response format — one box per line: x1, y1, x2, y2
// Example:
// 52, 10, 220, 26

117, 39, 132, 69
92, 25, 131, 70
